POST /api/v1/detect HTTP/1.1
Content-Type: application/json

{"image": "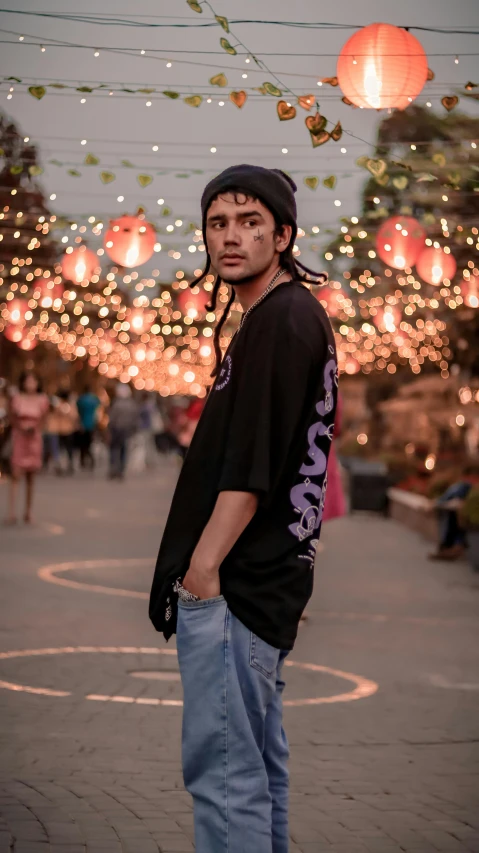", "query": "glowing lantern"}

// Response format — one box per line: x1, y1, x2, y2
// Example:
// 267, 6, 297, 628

177, 286, 210, 318
316, 284, 347, 318
4, 324, 24, 343
128, 308, 155, 335
376, 216, 425, 270
416, 246, 457, 285
374, 304, 401, 332
5, 298, 28, 326
337, 23, 428, 110
33, 278, 64, 308
344, 357, 360, 375
62, 246, 99, 284
18, 336, 37, 351
104, 215, 156, 268
462, 278, 479, 308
